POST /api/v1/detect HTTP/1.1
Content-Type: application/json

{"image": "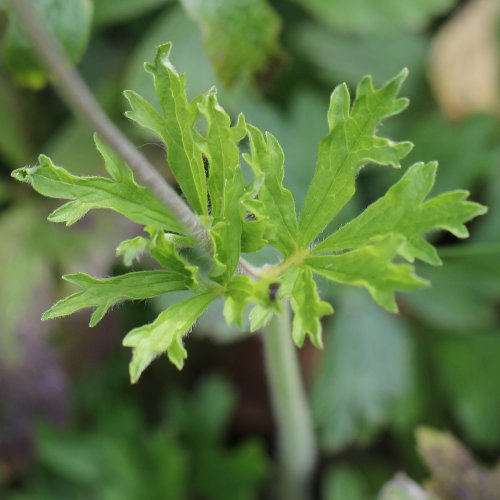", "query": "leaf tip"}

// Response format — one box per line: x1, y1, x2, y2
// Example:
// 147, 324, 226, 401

11, 167, 30, 182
